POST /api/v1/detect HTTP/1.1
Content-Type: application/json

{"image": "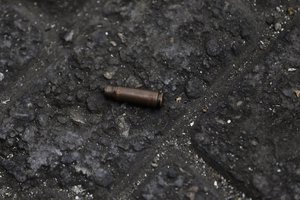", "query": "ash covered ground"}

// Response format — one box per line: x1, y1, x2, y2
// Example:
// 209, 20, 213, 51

0, 0, 299, 199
